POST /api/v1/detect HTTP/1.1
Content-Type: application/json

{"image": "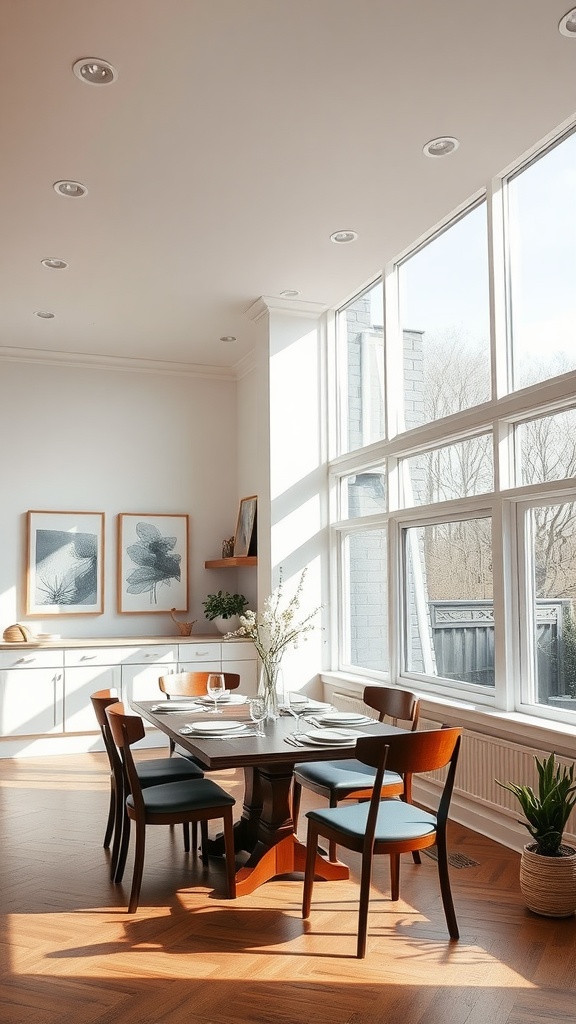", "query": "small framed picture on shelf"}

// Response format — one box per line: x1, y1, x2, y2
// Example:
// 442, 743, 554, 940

233, 495, 257, 557
118, 513, 189, 614
26, 510, 105, 616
